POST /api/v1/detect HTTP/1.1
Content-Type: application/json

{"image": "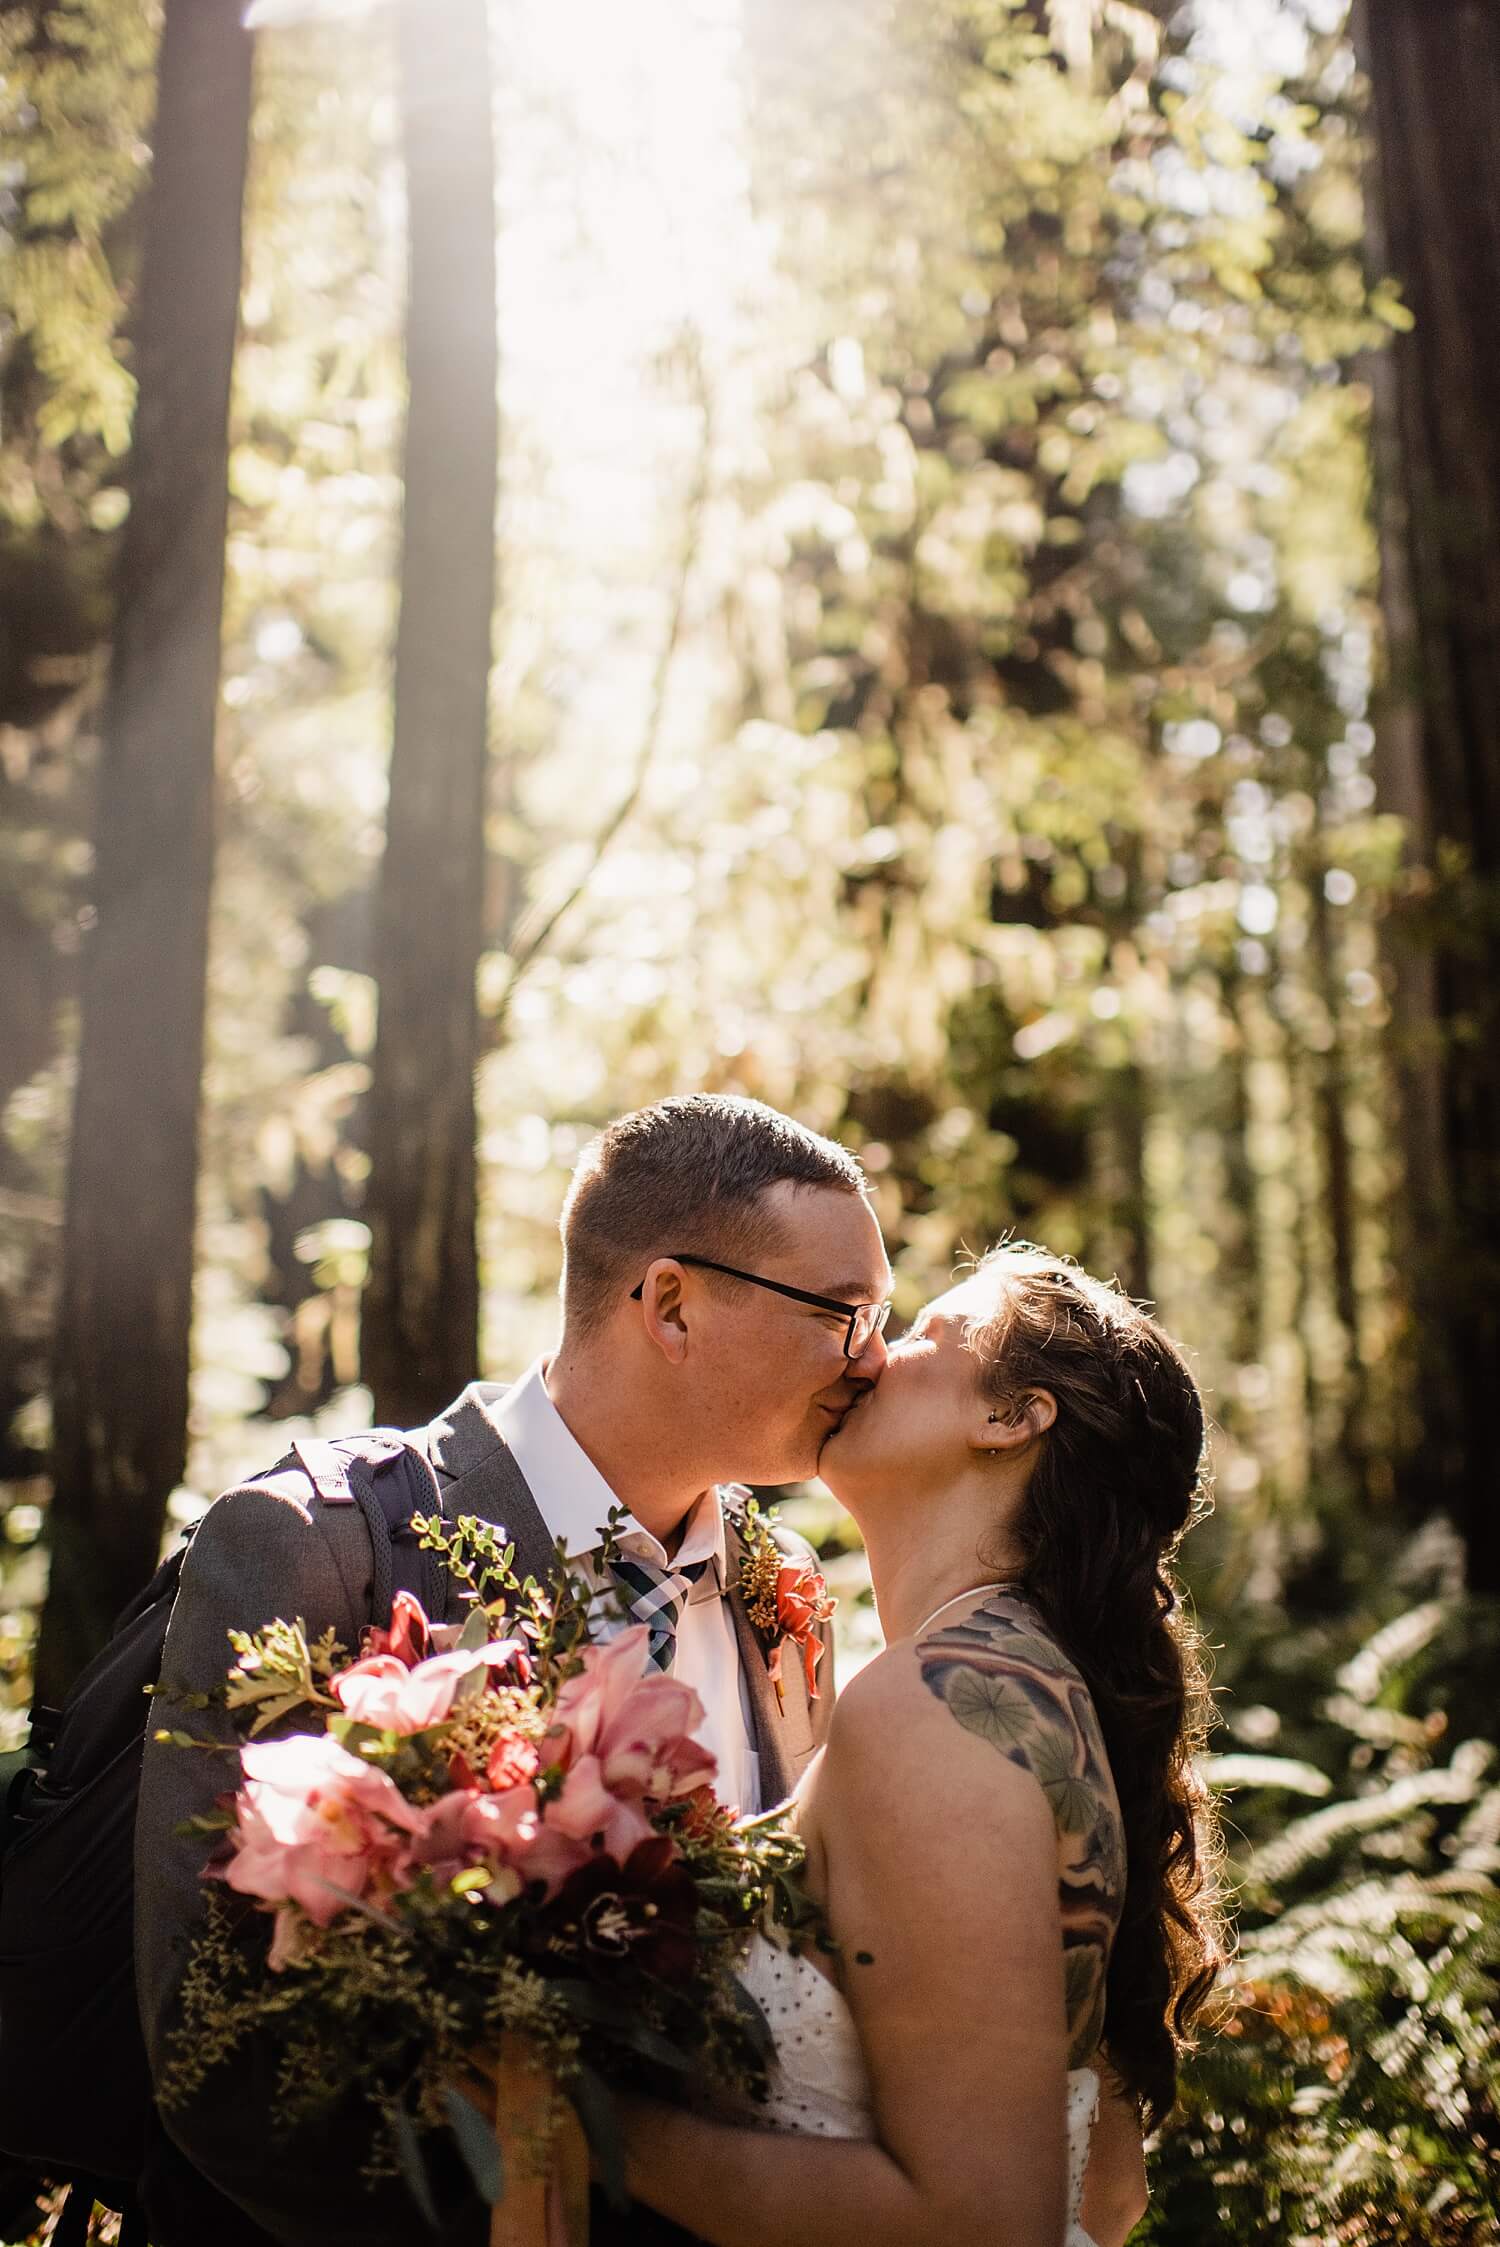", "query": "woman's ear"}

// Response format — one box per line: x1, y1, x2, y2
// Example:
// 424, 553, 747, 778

977, 1388, 1057, 1455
